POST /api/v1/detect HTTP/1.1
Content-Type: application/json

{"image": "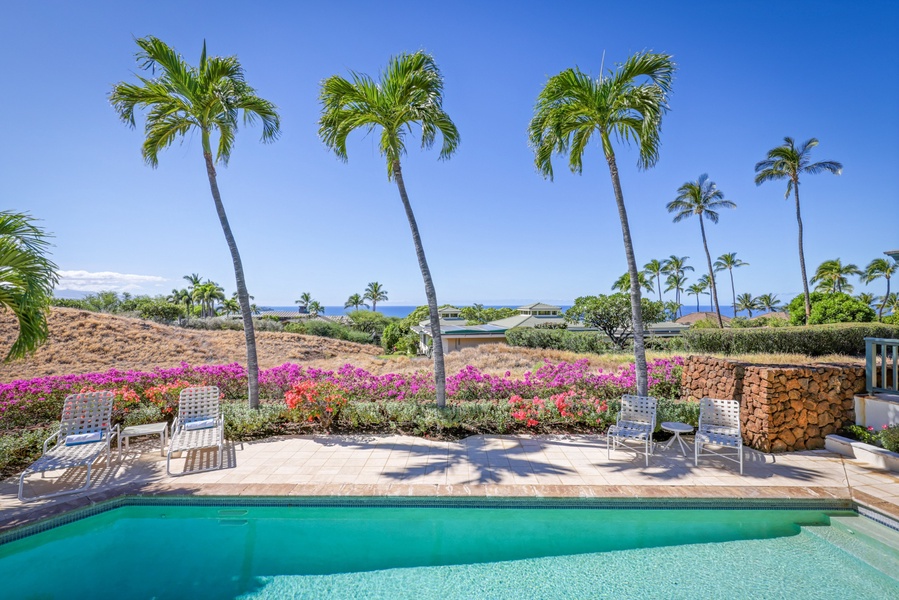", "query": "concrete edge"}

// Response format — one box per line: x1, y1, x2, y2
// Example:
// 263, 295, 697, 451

825, 434, 899, 473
